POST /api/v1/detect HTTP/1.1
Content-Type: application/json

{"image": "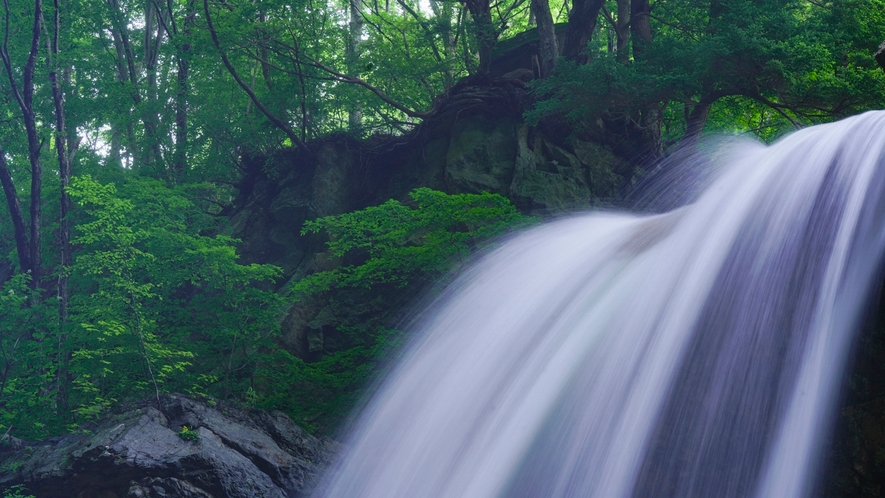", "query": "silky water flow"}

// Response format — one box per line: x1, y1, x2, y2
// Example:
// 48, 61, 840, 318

315, 111, 885, 498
